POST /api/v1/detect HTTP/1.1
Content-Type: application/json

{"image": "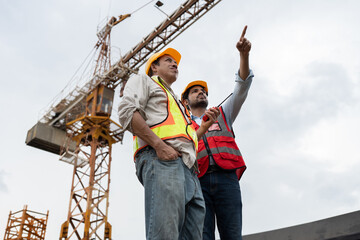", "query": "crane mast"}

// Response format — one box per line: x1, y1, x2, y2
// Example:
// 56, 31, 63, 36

25, 0, 223, 239
59, 15, 123, 240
